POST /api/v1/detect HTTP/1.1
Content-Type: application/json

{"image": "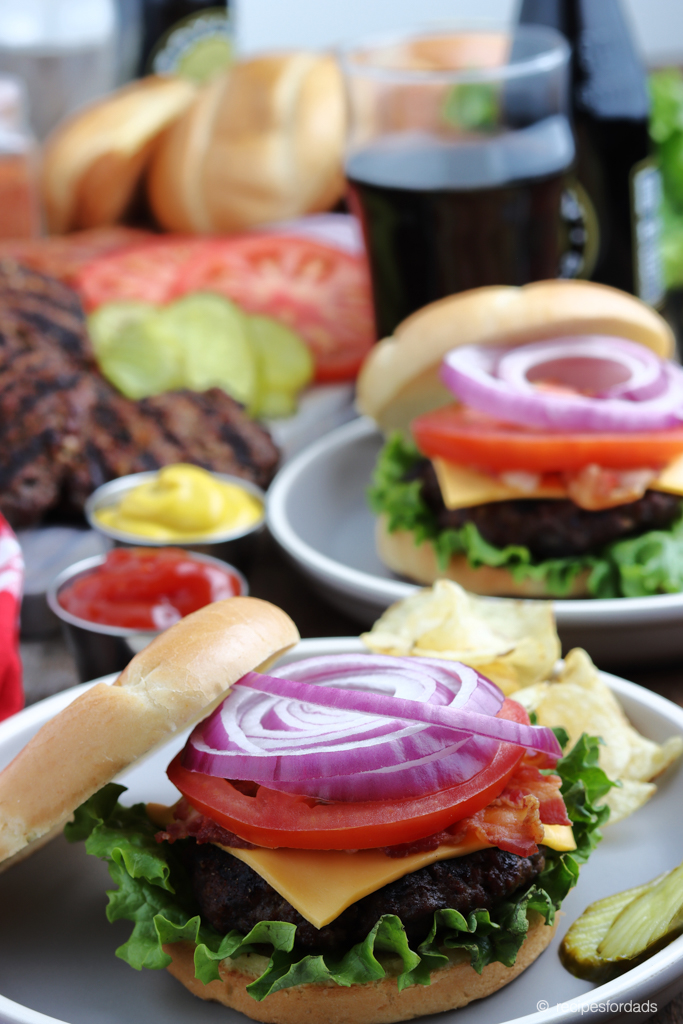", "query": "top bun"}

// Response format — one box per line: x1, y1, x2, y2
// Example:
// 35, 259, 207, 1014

42, 76, 198, 234
0, 597, 298, 869
357, 281, 676, 434
147, 53, 346, 233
